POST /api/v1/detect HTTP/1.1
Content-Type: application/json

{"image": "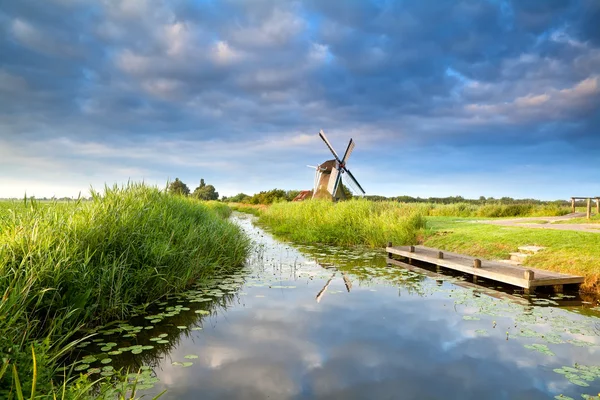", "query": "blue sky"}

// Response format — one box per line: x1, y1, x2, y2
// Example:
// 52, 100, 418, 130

0, 0, 598, 200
